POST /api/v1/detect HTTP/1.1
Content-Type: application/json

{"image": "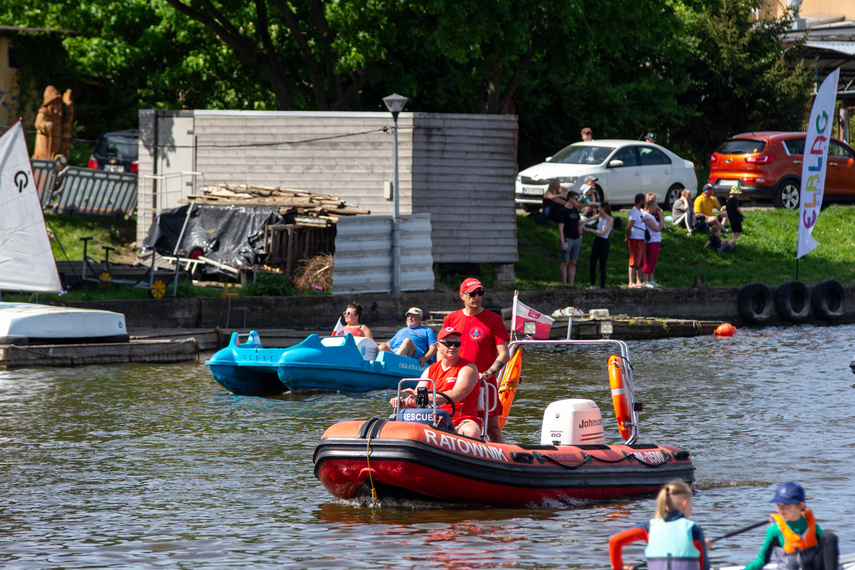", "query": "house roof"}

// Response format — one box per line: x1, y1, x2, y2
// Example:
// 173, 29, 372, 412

785, 21, 855, 101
